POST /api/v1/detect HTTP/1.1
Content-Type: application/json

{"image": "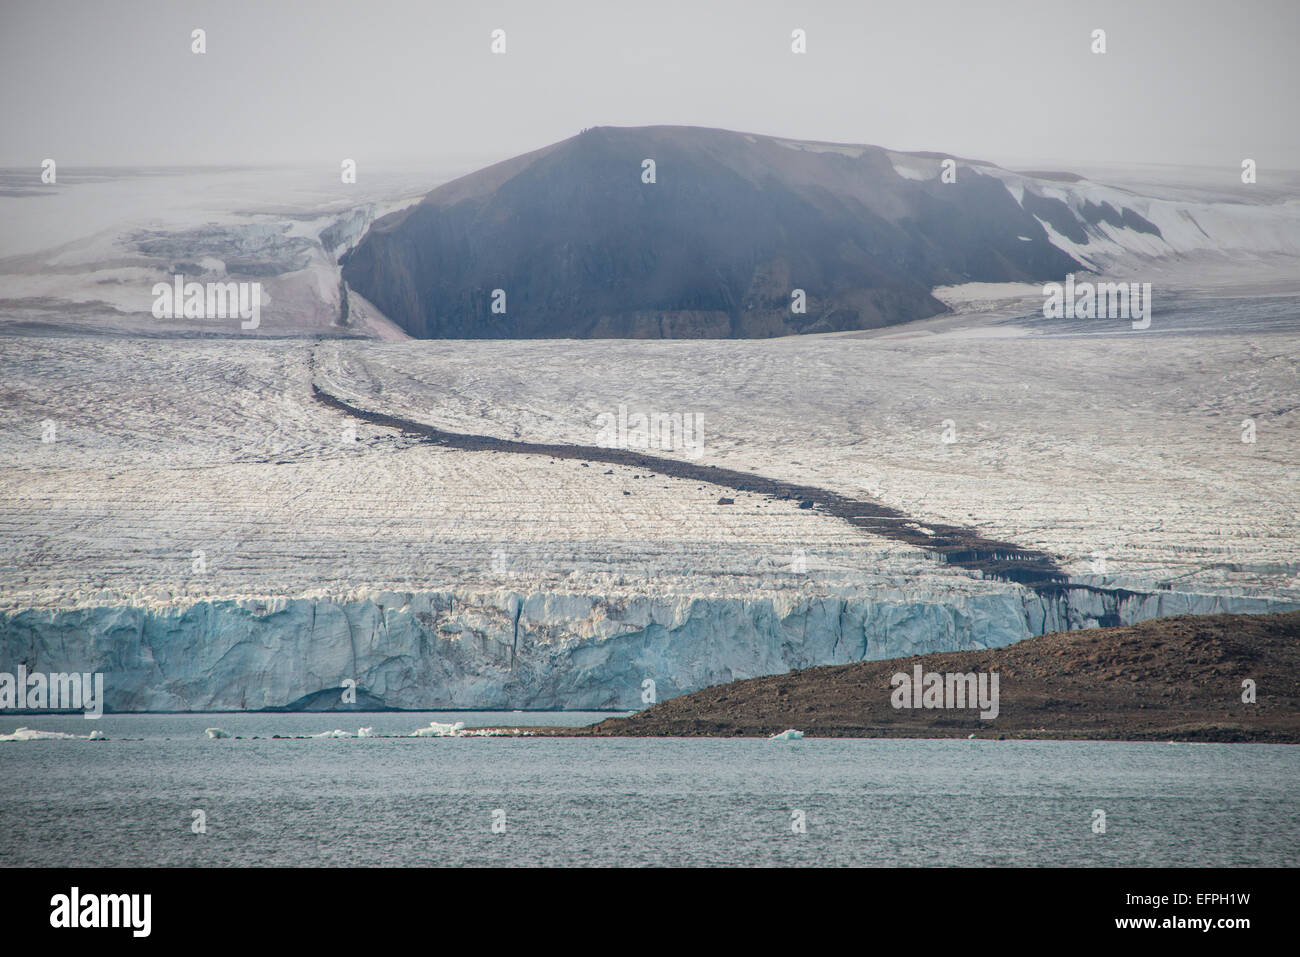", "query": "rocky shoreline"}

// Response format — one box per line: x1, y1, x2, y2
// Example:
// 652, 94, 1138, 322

532, 611, 1300, 742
